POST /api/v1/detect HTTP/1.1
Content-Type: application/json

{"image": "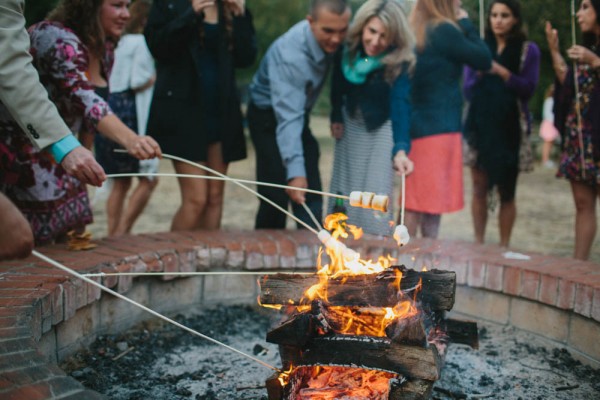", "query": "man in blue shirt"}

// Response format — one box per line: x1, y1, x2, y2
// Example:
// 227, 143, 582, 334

248, 0, 351, 229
